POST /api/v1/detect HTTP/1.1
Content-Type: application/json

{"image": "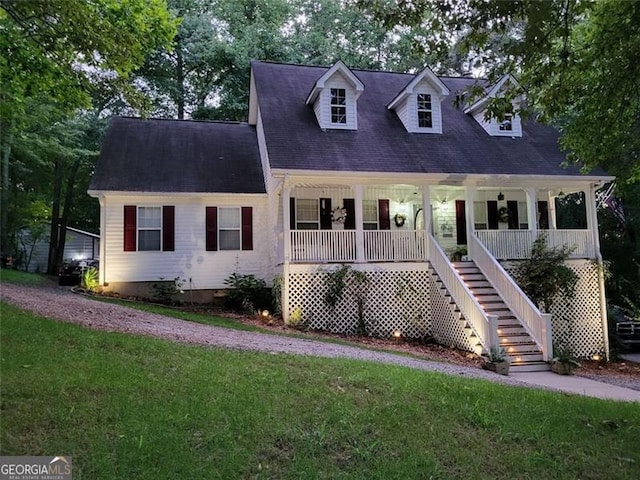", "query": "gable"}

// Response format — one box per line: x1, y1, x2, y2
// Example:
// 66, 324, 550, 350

464, 74, 523, 137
